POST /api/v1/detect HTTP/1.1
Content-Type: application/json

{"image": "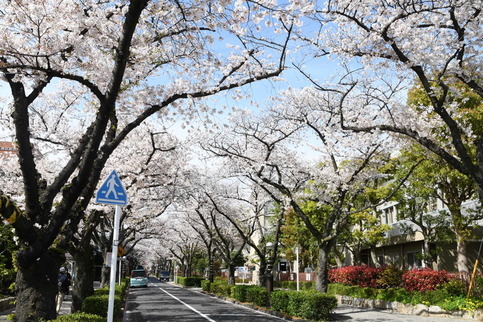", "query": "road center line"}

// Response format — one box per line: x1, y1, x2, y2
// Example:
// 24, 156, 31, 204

157, 286, 216, 322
